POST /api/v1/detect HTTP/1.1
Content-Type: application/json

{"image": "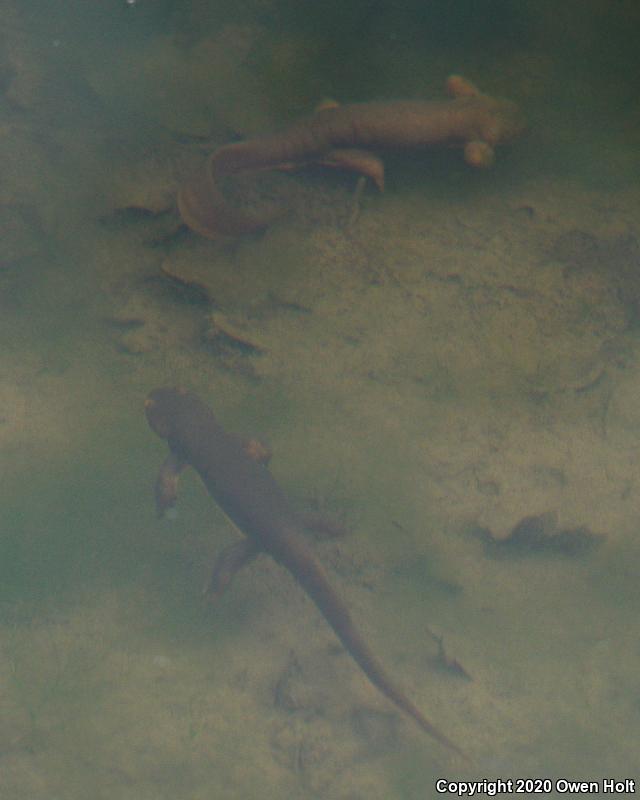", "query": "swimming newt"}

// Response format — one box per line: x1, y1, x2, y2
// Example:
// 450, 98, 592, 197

178, 75, 525, 238
145, 386, 464, 757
